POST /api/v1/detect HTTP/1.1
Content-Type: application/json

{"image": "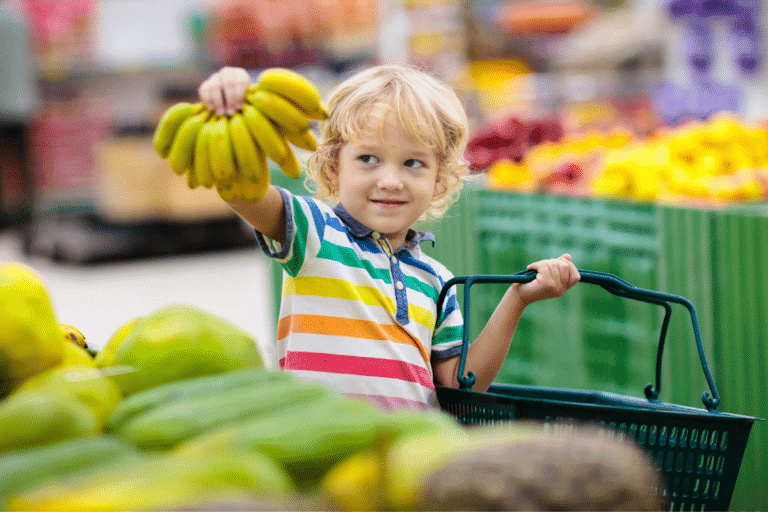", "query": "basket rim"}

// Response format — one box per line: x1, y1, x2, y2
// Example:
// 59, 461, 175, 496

436, 384, 763, 423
